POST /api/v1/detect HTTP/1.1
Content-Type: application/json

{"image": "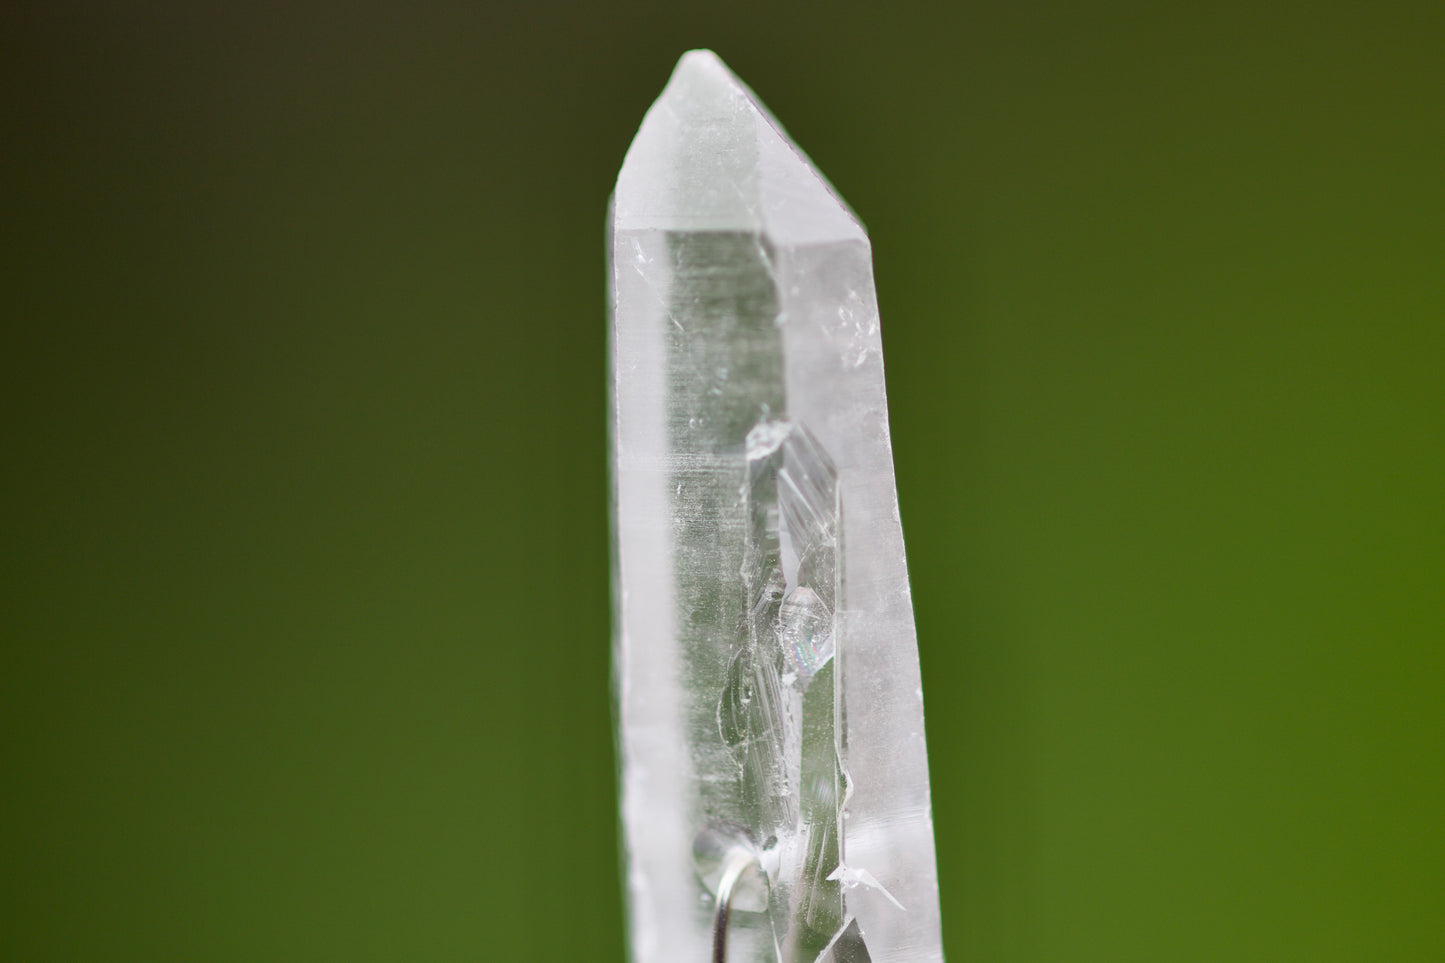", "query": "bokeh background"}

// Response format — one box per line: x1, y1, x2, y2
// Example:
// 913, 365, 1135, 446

4, 1, 1442, 959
